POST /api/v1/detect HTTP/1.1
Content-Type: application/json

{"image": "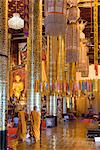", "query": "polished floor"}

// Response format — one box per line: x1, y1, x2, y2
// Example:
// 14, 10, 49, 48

17, 120, 100, 150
